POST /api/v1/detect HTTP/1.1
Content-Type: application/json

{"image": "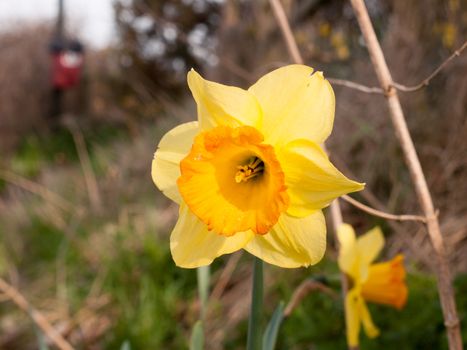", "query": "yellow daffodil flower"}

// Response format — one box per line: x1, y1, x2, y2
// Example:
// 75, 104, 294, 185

337, 224, 408, 347
152, 64, 364, 268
